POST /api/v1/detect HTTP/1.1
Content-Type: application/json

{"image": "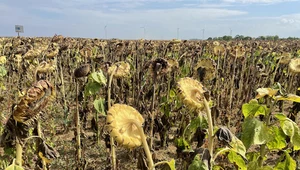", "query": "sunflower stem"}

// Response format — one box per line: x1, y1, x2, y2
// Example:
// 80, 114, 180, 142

203, 97, 214, 168
108, 67, 117, 170
75, 80, 82, 162
129, 119, 155, 170
150, 76, 157, 150
37, 121, 47, 170
15, 140, 23, 167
